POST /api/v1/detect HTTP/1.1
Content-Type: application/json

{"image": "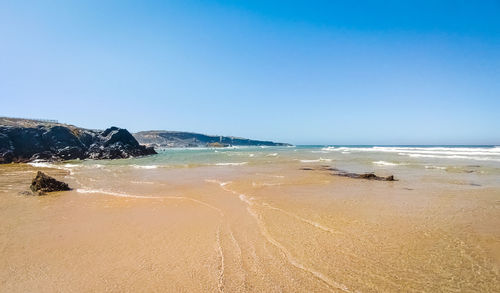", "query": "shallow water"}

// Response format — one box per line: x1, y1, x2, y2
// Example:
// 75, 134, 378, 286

1, 146, 499, 292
